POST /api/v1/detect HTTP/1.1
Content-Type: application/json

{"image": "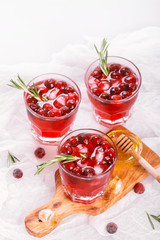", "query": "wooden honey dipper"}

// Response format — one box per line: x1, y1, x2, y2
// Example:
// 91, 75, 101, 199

115, 134, 160, 183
